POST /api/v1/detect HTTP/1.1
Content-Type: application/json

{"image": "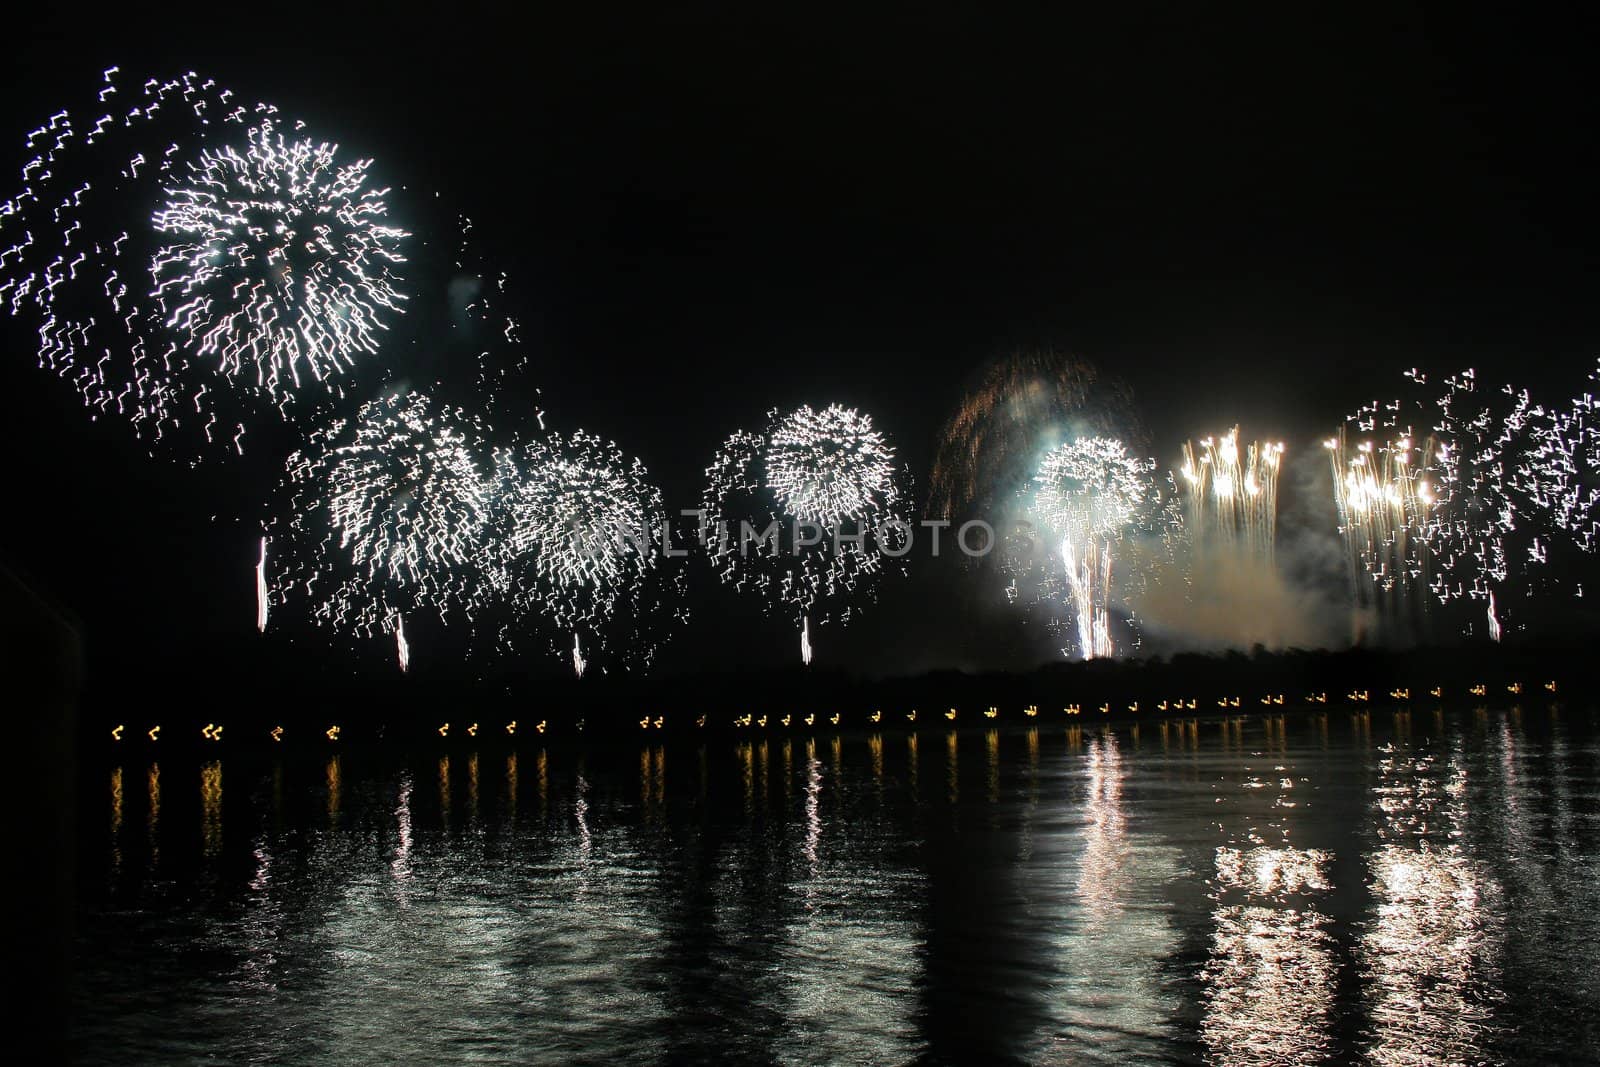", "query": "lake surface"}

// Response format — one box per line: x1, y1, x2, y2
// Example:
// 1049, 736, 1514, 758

74, 708, 1600, 1064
